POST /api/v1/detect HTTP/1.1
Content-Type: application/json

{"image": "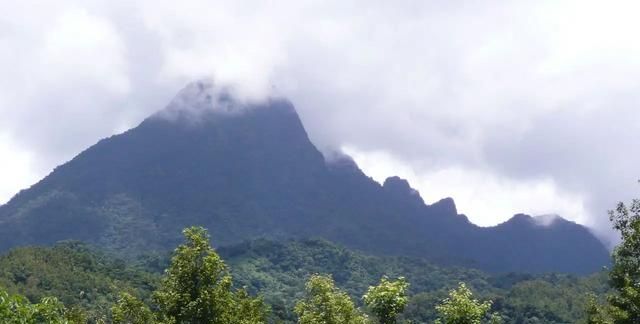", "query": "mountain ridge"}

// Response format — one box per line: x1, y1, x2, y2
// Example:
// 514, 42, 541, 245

0, 81, 610, 274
